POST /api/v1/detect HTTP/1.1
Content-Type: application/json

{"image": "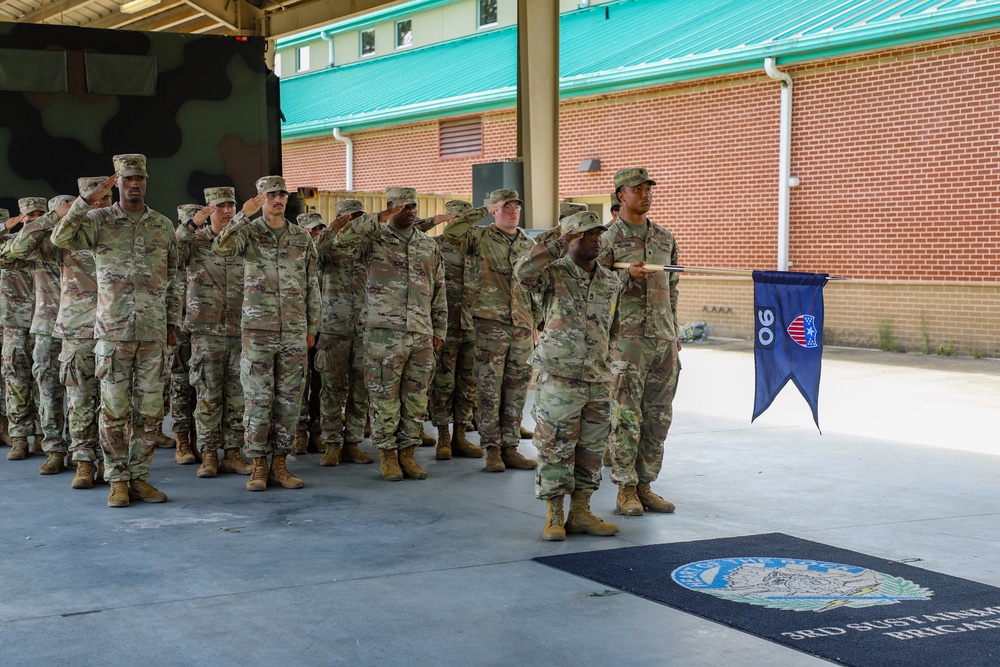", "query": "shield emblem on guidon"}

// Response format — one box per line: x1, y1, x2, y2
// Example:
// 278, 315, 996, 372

787, 314, 818, 348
